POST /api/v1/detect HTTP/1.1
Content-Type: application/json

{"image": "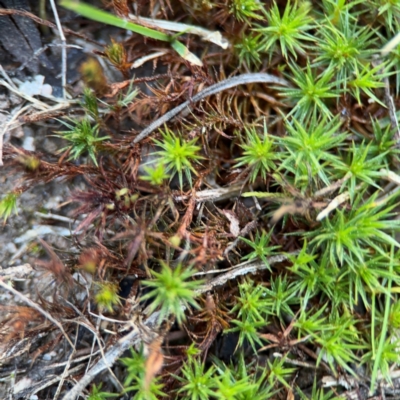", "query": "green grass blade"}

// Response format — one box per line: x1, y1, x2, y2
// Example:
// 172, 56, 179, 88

60, 1, 203, 66
60, 1, 169, 41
